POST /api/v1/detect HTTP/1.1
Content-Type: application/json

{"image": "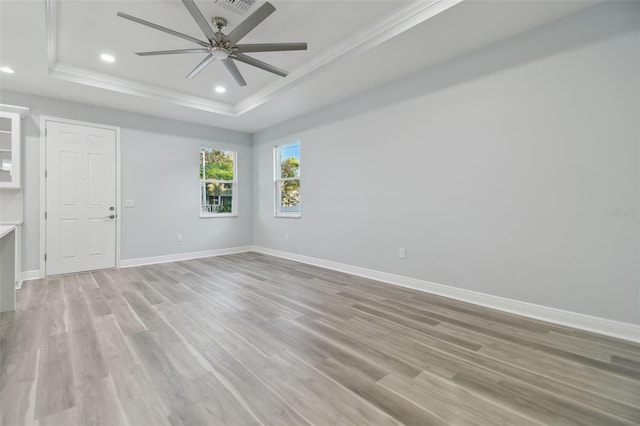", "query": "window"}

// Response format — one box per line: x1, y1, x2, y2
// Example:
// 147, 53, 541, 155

275, 141, 300, 217
200, 147, 237, 217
